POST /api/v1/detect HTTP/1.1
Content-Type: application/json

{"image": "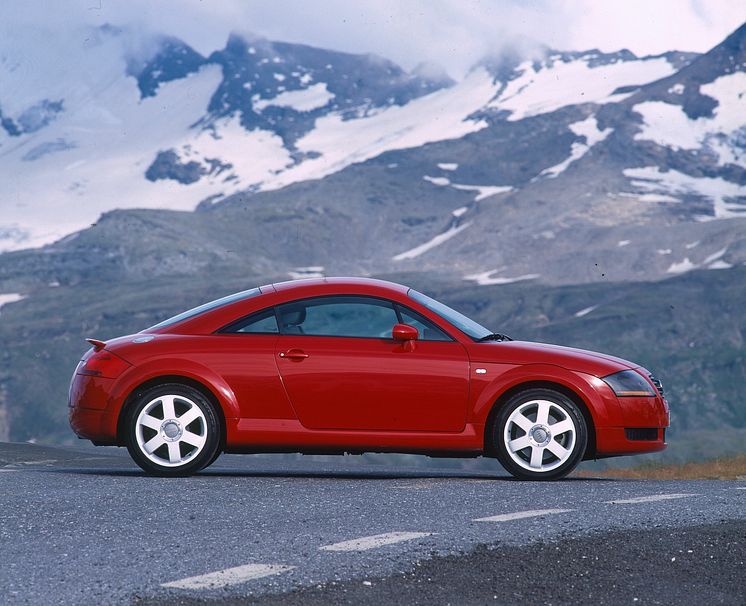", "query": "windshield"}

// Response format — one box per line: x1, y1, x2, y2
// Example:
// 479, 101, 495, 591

148, 288, 261, 330
408, 289, 491, 340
